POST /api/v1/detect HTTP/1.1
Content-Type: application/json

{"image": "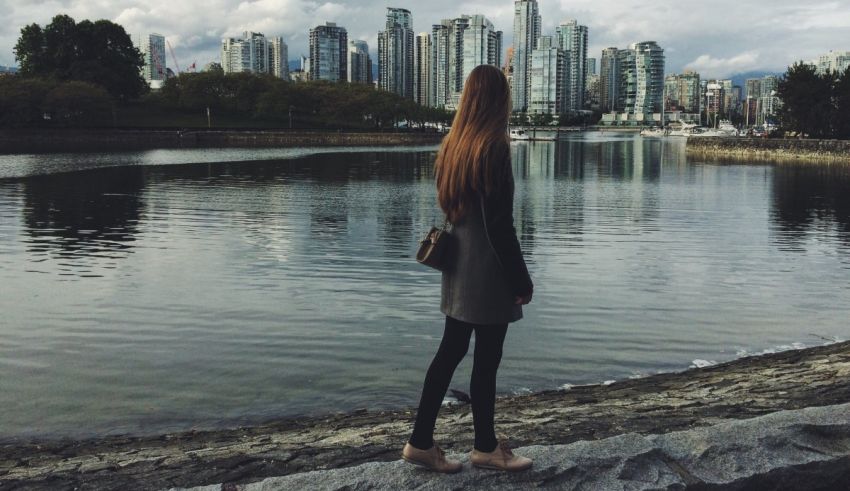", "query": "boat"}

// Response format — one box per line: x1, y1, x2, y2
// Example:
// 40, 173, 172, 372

668, 122, 698, 137
640, 127, 668, 137
509, 128, 530, 140
509, 128, 557, 141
